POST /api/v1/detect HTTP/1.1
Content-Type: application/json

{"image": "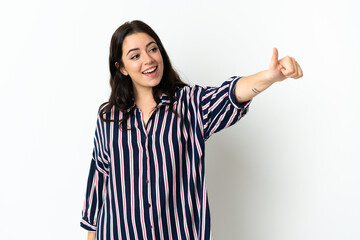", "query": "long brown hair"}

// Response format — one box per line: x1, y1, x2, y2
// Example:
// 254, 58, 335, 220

99, 20, 188, 124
